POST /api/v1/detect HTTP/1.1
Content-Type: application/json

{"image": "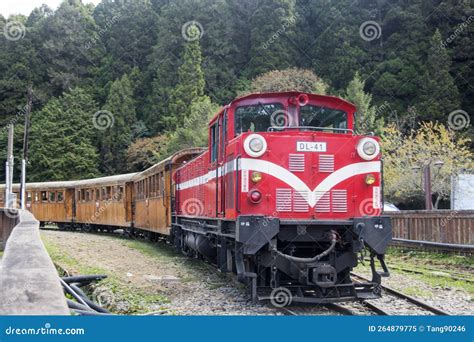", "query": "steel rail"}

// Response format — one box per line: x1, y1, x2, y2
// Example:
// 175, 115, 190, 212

351, 273, 450, 316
